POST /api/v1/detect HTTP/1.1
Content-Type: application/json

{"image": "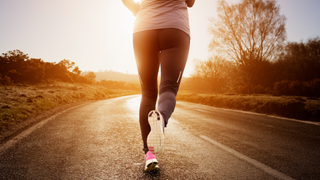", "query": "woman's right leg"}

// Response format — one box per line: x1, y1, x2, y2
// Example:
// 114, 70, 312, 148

133, 30, 160, 154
